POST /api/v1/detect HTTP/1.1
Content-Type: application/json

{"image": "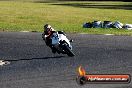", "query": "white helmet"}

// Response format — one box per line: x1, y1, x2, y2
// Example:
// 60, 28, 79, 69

44, 24, 55, 32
